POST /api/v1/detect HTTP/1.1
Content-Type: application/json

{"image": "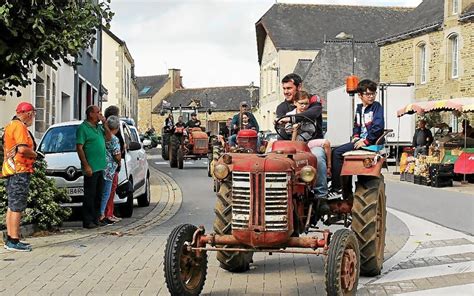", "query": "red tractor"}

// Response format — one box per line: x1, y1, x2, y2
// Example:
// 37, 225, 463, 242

169, 126, 210, 169
164, 115, 389, 295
